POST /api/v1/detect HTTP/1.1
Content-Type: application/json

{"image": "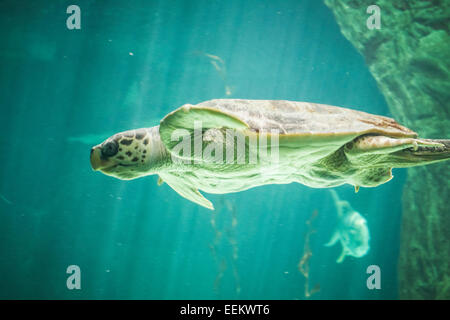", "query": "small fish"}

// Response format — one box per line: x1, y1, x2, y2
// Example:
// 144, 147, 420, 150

202, 52, 233, 96
204, 53, 225, 64
325, 190, 370, 263
0, 194, 12, 205
67, 132, 117, 145
68, 122, 160, 145
210, 60, 222, 73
